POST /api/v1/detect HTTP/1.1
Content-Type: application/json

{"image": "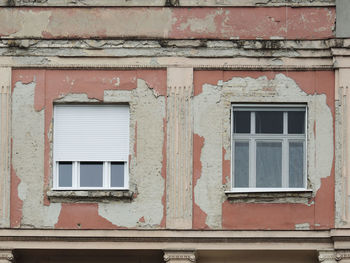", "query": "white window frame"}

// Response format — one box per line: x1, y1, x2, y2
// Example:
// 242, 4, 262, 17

231, 104, 308, 193
53, 161, 129, 190
52, 105, 129, 191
